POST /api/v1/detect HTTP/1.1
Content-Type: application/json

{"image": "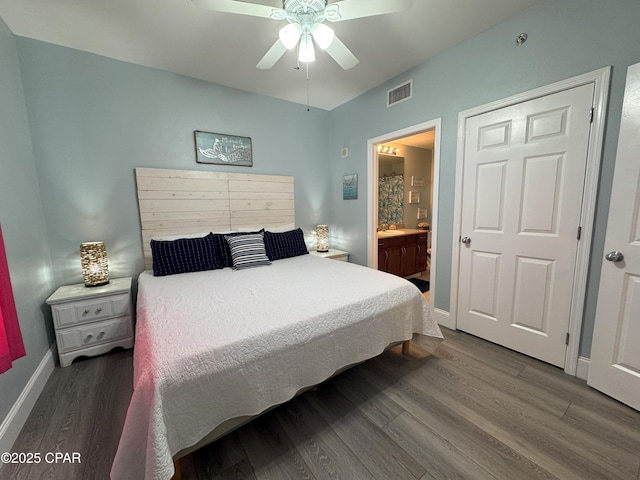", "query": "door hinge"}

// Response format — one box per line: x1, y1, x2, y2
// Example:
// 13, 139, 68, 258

589, 107, 594, 123
565, 332, 570, 345
577, 226, 582, 240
